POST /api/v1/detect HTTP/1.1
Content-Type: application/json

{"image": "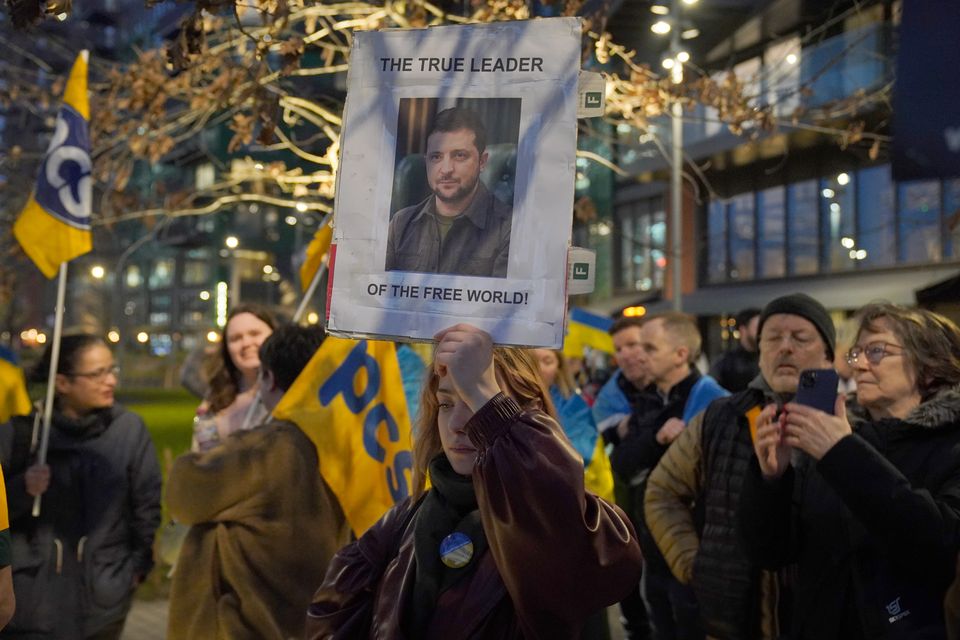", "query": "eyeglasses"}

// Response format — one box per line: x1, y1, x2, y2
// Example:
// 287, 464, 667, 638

845, 342, 903, 366
69, 365, 120, 382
